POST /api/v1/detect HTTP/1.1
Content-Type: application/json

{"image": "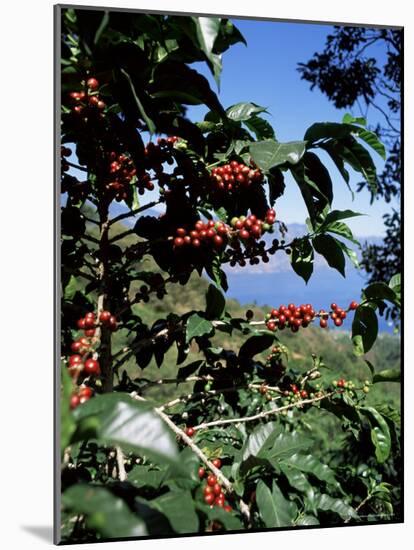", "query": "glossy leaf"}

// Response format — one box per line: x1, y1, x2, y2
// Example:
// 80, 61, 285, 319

281, 453, 341, 490
372, 369, 401, 384
256, 480, 297, 528
72, 393, 184, 472
313, 234, 346, 276
290, 238, 314, 283
186, 313, 214, 343
151, 491, 199, 533
315, 494, 357, 520
238, 334, 274, 360
244, 115, 275, 140
352, 305, 379, 356
249, 139, 306, 171
63, 485, 147, 538
205, 284, 226, 320
360, 407, 392, 463
192, 17, 222, 84
226, 102, 267, 121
